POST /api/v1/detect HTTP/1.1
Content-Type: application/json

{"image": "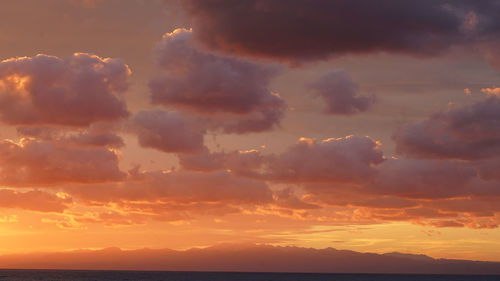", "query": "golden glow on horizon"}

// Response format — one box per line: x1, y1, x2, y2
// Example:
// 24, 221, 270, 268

1, 213, 500, 262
